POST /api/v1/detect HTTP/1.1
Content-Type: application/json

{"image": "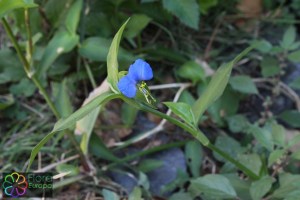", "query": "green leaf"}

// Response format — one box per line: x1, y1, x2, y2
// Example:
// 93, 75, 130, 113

238, 154, 262, 176
164, 102, 196, 126
185, 141, 203, 177
229, 75, 258, 94
27, 92, 120, 171
178, 91, 195, 105
253, 39, 272, 53
137, 159, 163, 173
89, 133, 119, 162
56, 164, 79, 176
224, 174, 251, 200
213, 135, 244, 162
79, 37, 133, 62
250, 176, 274, 200
129, 187, 142, 200
260, 56, 280, 77
287, 50, 300, 62
247, 125, 274, 151
124, 14, 151, 39
291, 150, 300, 160
287, 133, 300, 149
192, 46, 253, 122
9, 78, 36, 97
0, 0, 37, 18
272, 173, 300, 199
177, 61, 205, 84
279, 110, 300, 128
268, 149, 285, 167
271, 123, 286, 147
189, 174, 237, 199
169, 192, 193, 200
37, 30, 79, 77
162, 0, 199, 29
102, 189, 119, 200
0, 94, 14, 110
53, 79, 73, 118
198, 0, 218, 14
226, 114, 249, 133
281, 26, 296, 49
289, 77, 300, 90
121, 103, 138, 126
65, 0, 83, 34
107, 18, 130, 93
